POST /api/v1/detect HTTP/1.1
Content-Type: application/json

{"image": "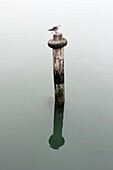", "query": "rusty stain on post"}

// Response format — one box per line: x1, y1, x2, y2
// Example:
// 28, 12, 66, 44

48, 33, 67, 104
